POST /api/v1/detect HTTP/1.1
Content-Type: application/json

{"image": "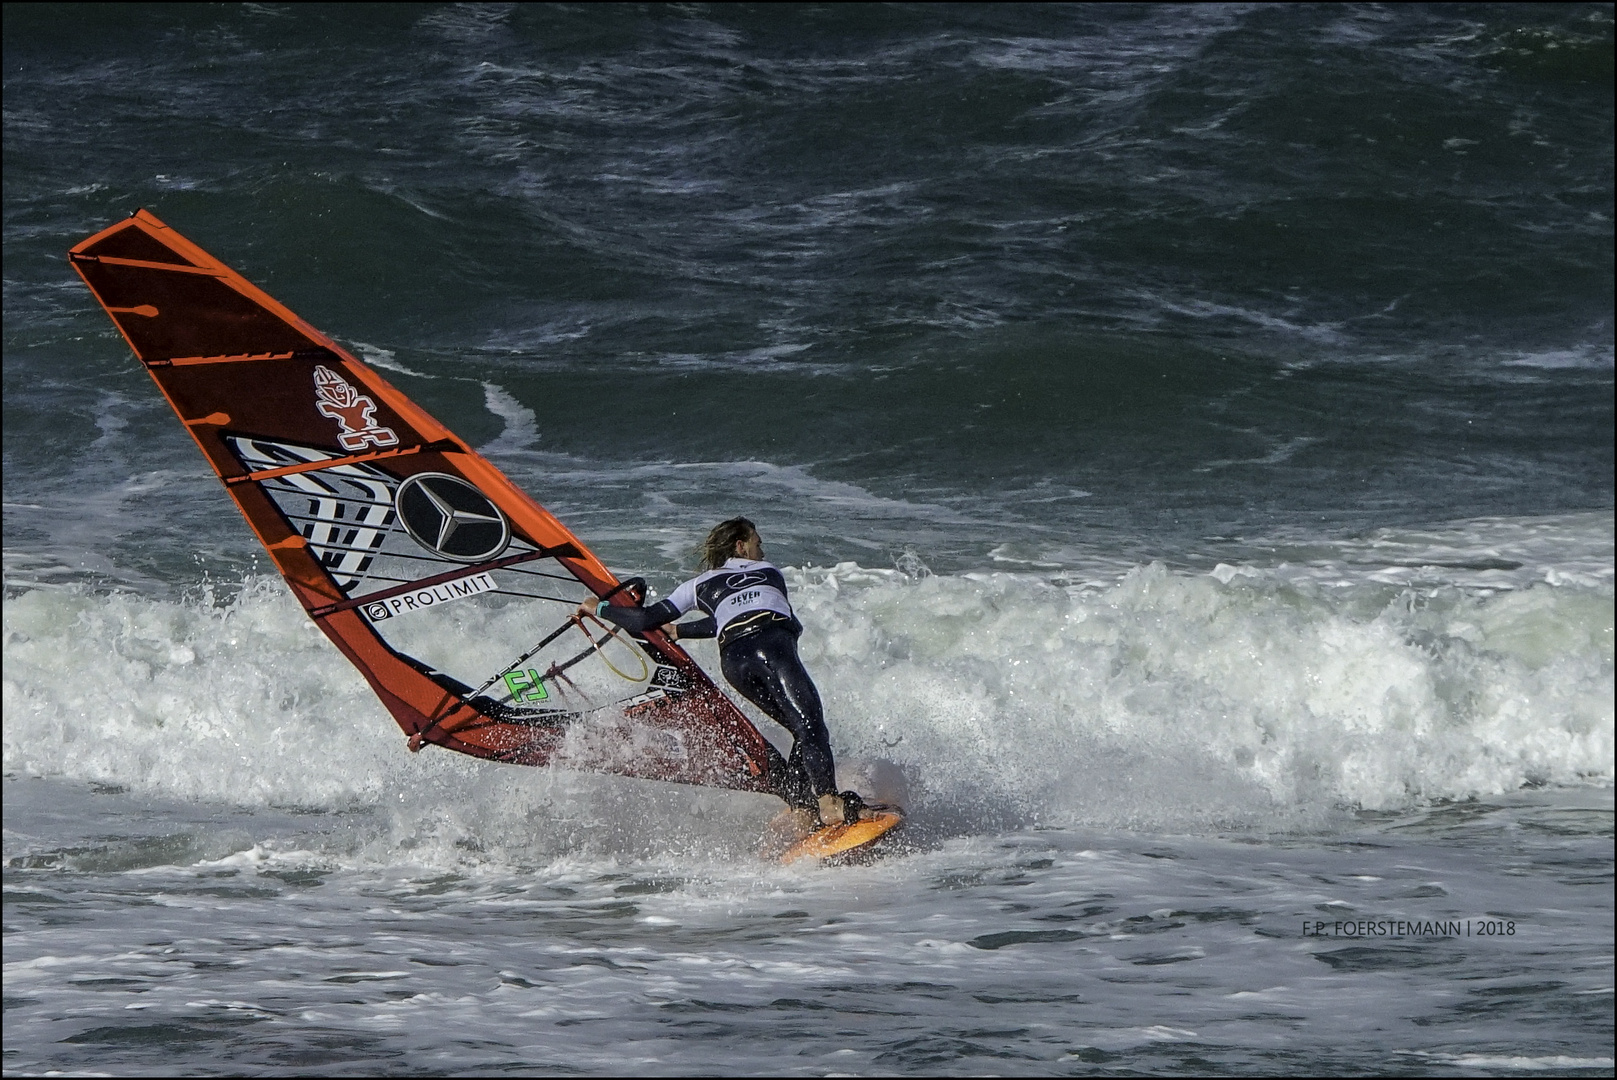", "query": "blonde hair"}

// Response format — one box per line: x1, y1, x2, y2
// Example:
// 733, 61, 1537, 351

699, 517, 756, 570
